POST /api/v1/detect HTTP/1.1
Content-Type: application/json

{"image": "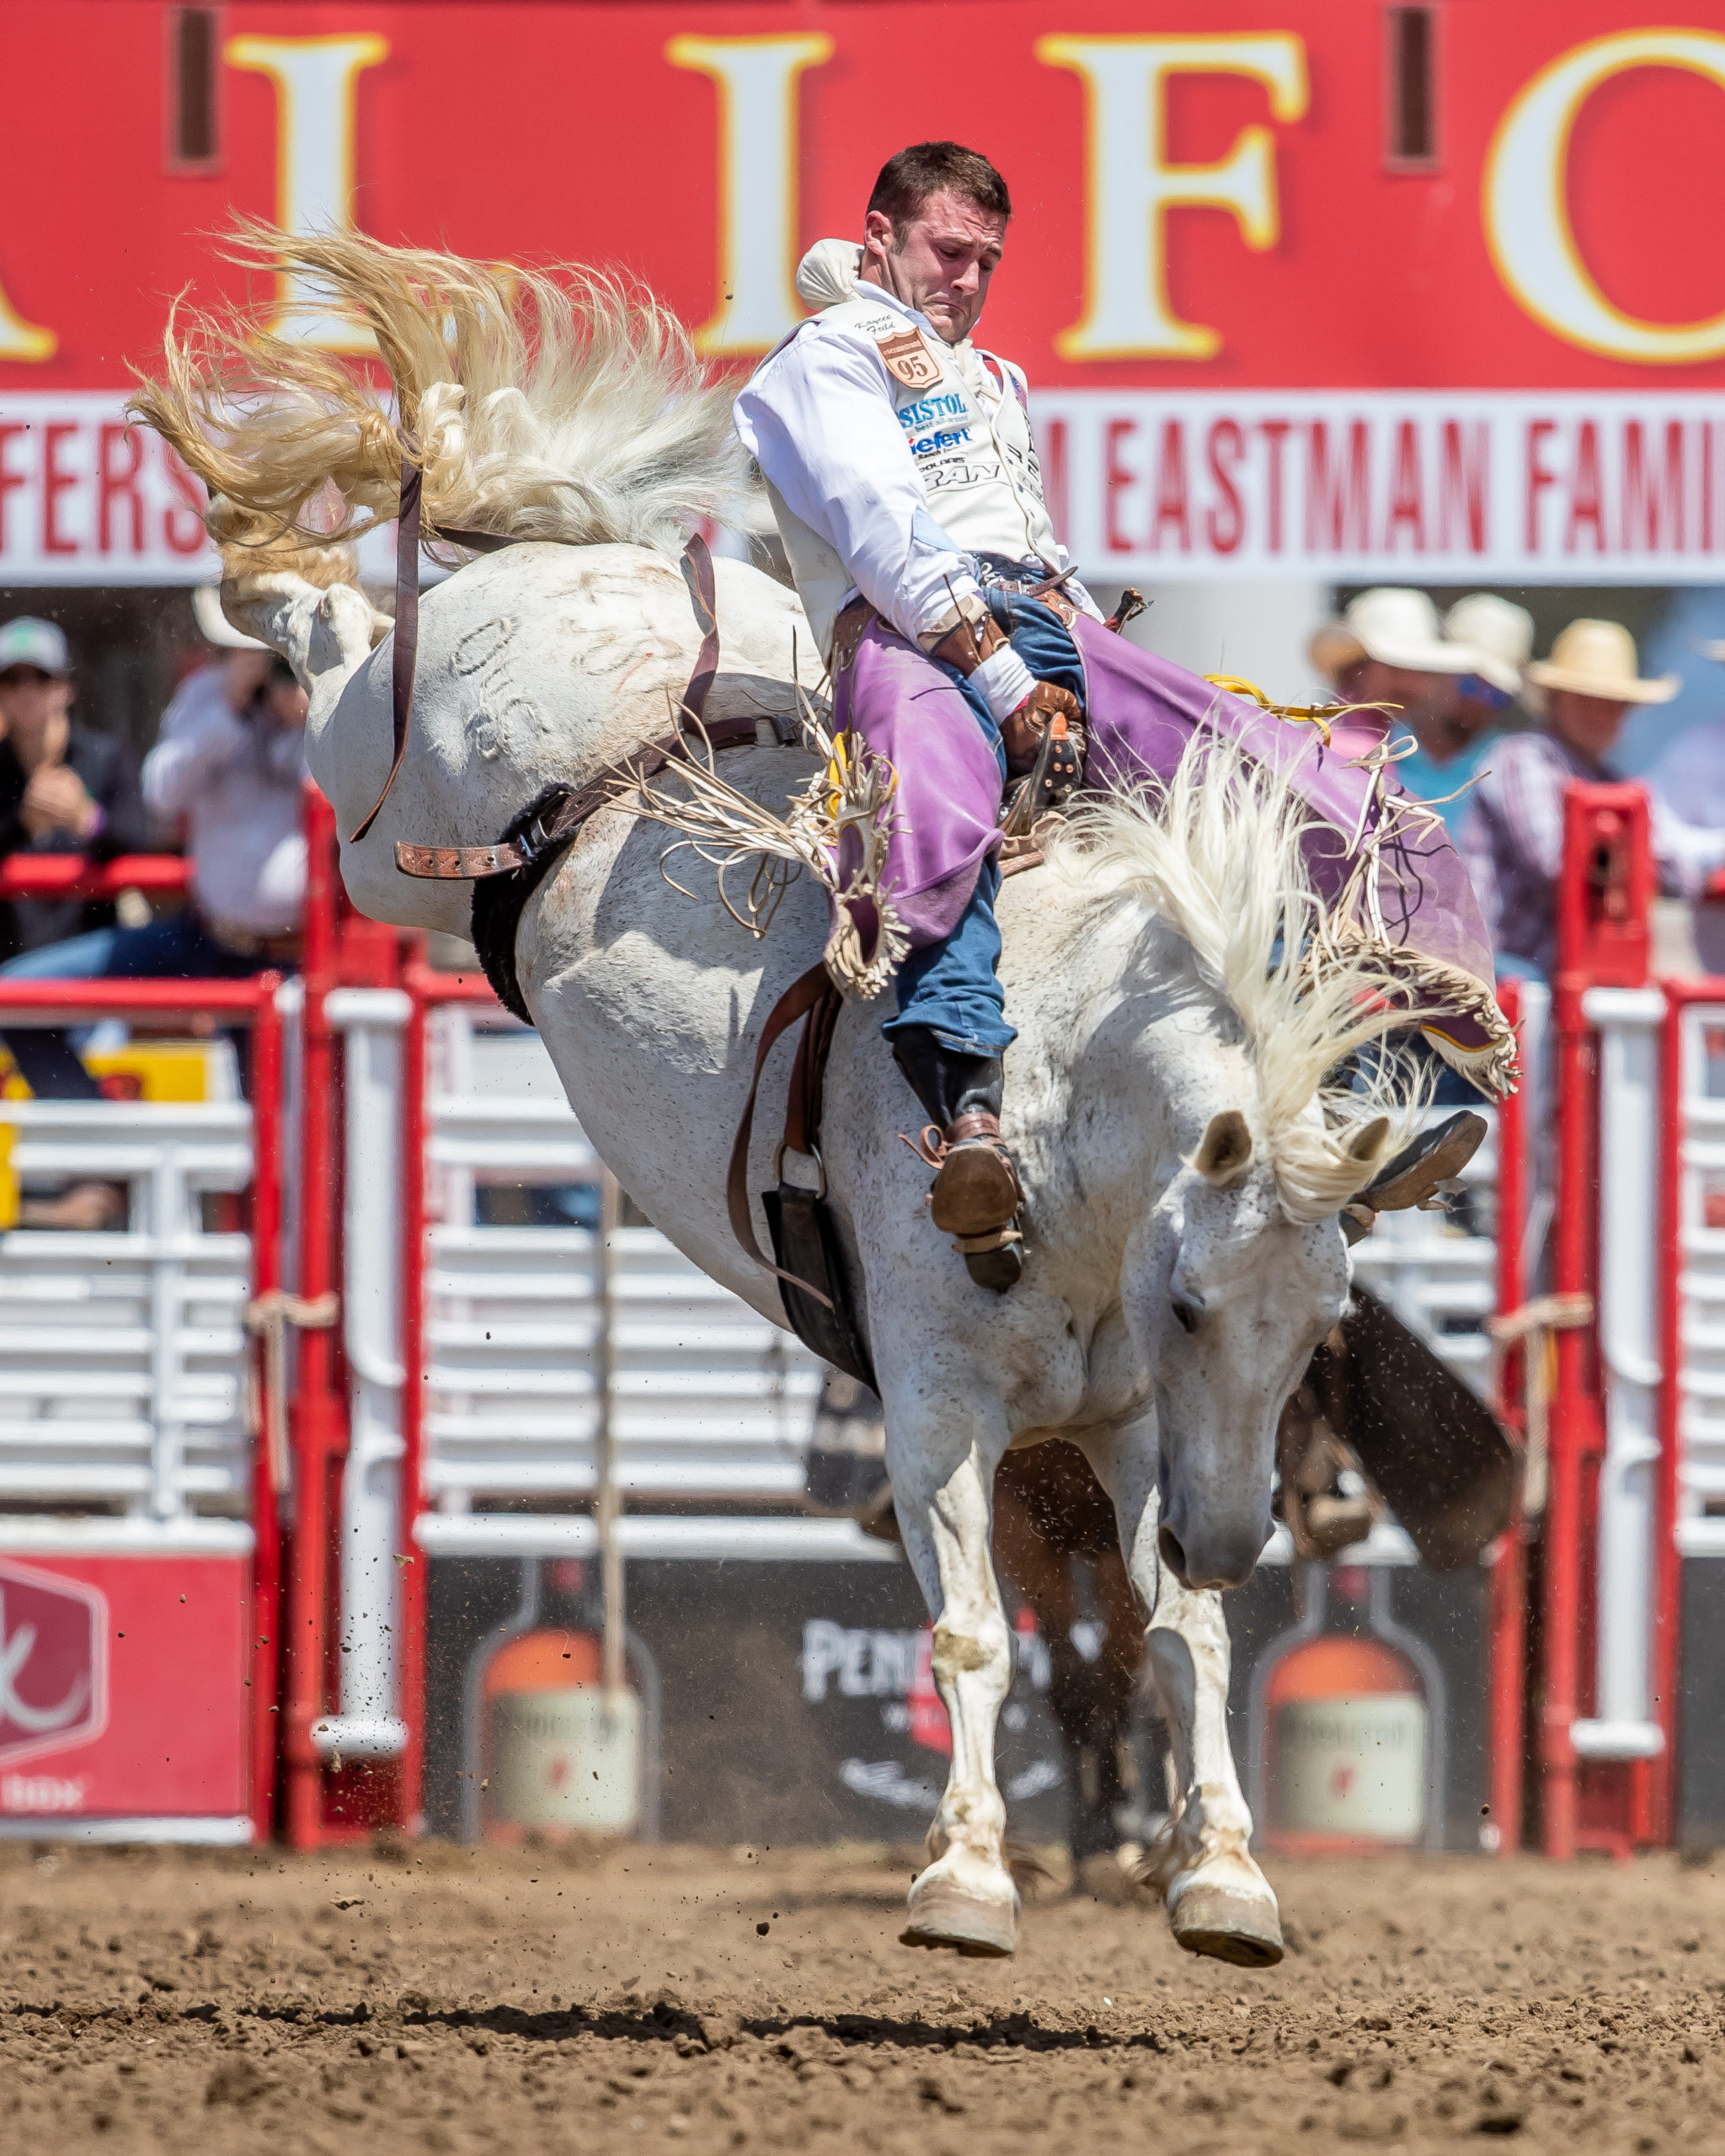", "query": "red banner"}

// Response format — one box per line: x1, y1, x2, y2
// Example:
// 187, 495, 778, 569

0, 2, 1721, 579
